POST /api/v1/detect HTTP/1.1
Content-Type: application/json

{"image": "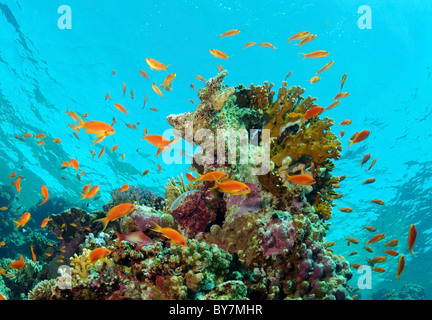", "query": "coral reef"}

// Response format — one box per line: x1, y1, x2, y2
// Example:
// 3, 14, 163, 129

104, 185, 165, 212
